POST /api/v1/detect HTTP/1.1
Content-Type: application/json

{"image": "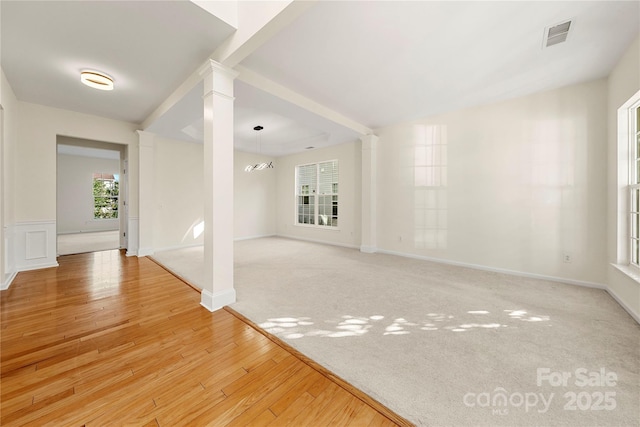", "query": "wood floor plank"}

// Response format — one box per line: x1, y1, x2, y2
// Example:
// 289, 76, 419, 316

247, 407, 278, 426
266, 391, 316, 426
222, 364, 316, 426
287, 382, 345, 426
268, 365, 326, 416
349, 404, 382, 427
0, 250, 408, 426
